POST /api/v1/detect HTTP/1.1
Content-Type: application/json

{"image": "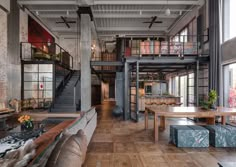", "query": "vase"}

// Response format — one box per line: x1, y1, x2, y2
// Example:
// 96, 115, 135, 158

21, 121, 34, 131
210, 103, 217, 110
